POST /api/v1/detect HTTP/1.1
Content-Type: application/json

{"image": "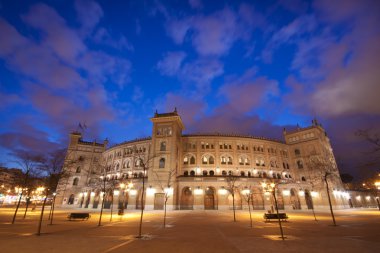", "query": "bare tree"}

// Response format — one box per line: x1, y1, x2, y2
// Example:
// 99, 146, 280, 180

225, 175, 240, 222
36, 149, 69, 235
108, 177, 119, 222
85, 158, 109, 227
307, 155, 340, 226
134, 145, 155, 238
153, 168, 176, 228
11, 153, 43, 224
242, 186, 254, 228
356, 129, 380, 154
